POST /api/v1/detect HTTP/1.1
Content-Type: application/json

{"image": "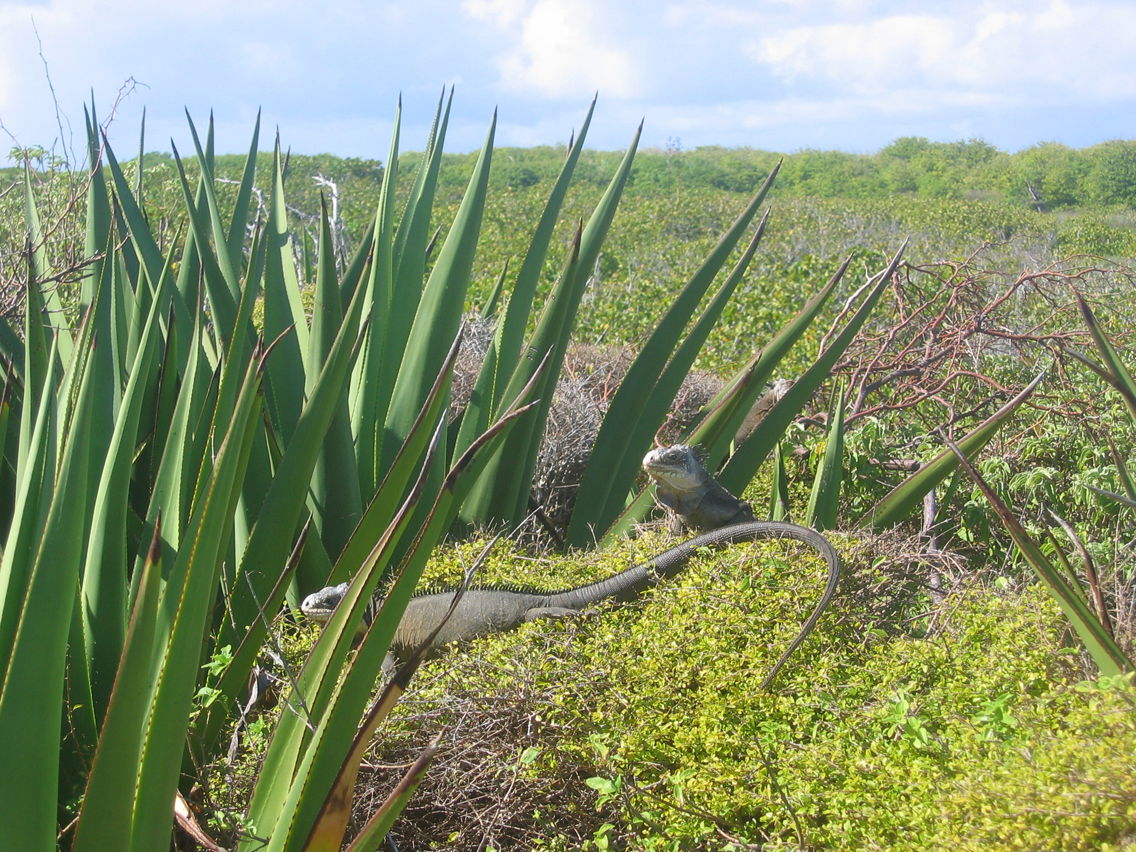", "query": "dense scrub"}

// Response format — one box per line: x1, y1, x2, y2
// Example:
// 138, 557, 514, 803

251, 533, 1135, 851
4, 138, 1136, 334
